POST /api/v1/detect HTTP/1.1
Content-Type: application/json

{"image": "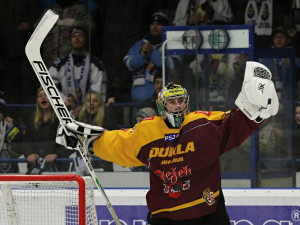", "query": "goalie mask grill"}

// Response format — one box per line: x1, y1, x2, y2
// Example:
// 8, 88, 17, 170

254, 67, 271, 80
